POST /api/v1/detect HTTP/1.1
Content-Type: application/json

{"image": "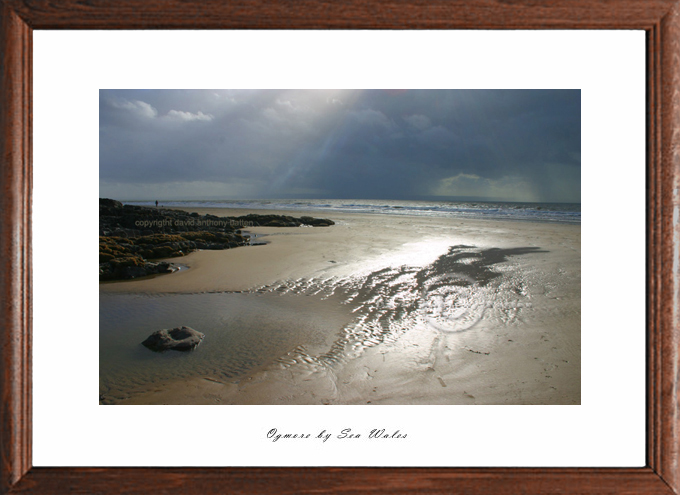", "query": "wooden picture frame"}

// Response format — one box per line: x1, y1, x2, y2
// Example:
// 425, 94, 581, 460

1, 1, 678, 493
